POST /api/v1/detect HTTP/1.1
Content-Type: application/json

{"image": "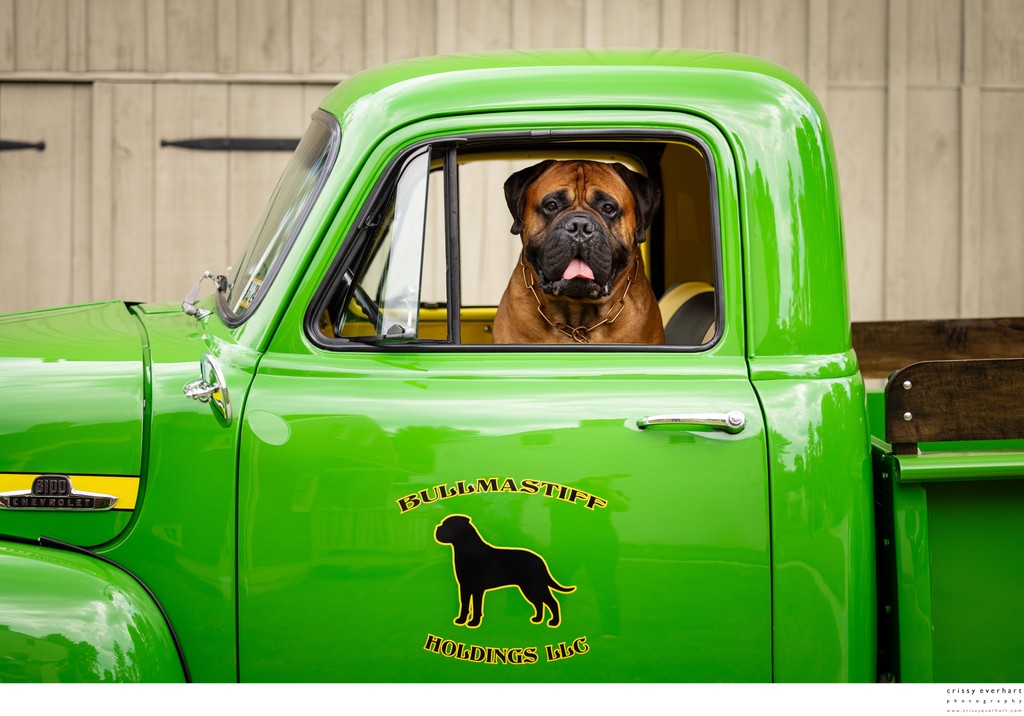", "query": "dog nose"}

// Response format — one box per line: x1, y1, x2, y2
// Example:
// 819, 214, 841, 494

563, 213, 595, 240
